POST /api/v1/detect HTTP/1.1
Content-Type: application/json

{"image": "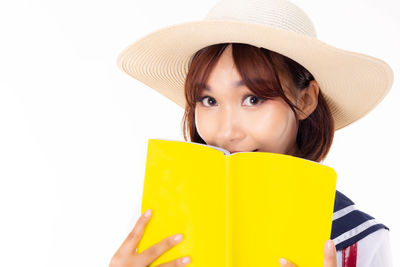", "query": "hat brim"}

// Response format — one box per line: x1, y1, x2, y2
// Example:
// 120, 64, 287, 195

117, 19, 394, 130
